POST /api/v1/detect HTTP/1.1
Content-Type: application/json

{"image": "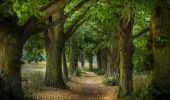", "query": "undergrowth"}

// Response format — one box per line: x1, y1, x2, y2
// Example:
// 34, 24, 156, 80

102, 74, 119, 86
